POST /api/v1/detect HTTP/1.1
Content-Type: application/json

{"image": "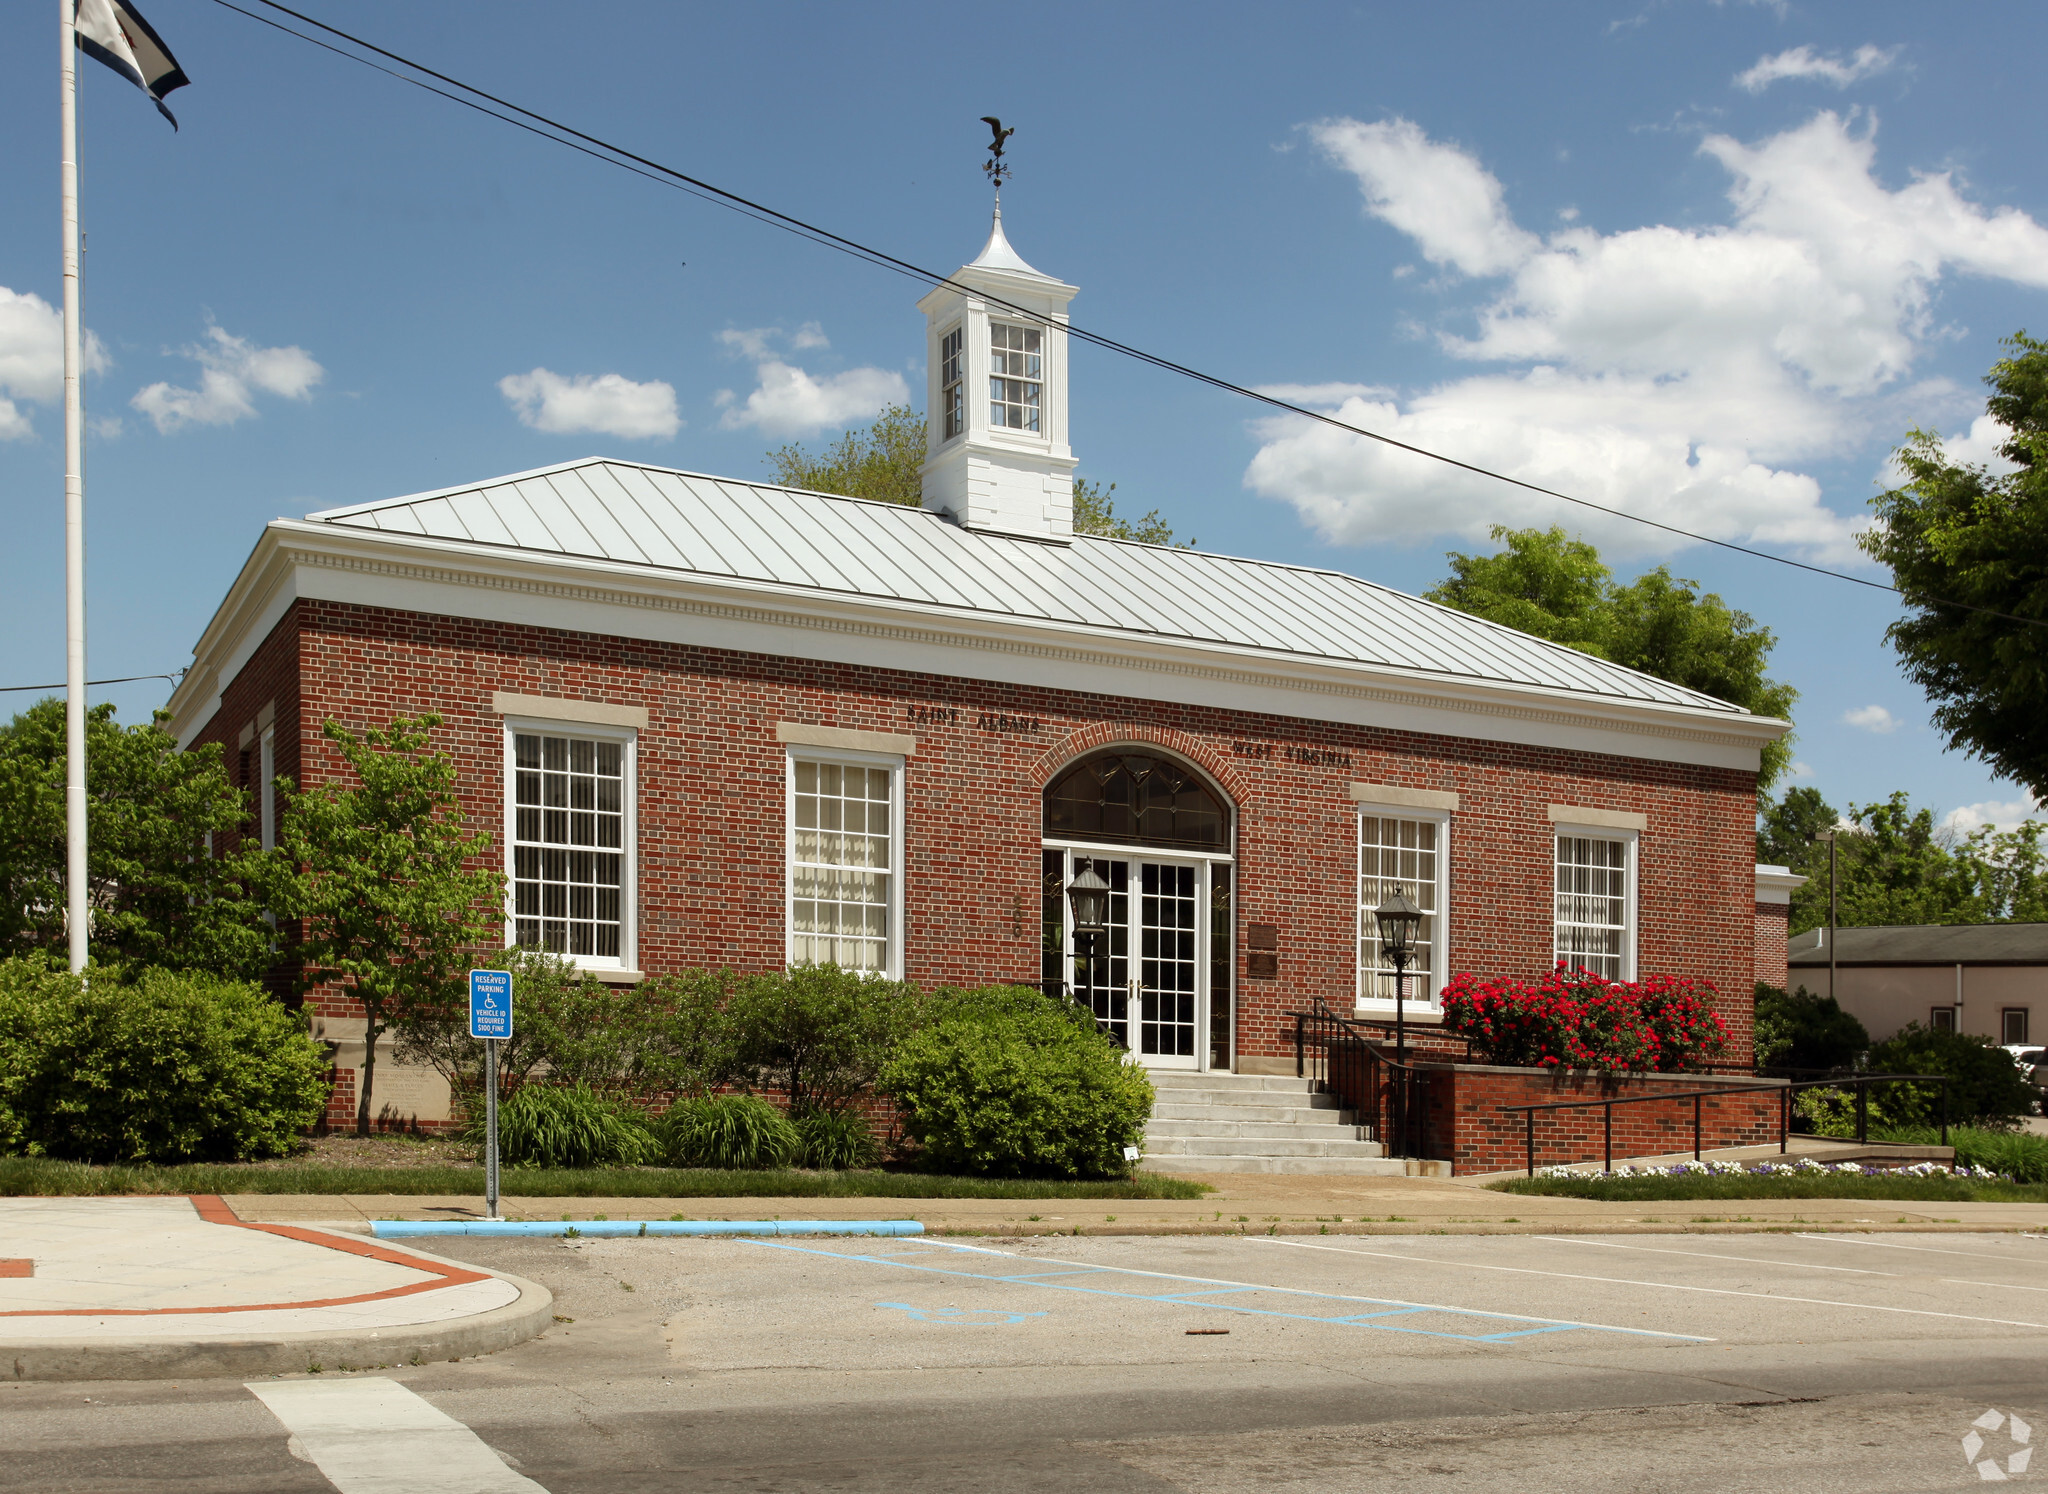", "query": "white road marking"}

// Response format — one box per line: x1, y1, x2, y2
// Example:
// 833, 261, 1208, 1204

1535, 1236, 1899, 1276
1943, 1279, 2048, 1294
247, 1377, 545, 1494
753, 1238, 1710, 1340
1795, 1234, 2048, 1265
1251, 1237, 2048, 1330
